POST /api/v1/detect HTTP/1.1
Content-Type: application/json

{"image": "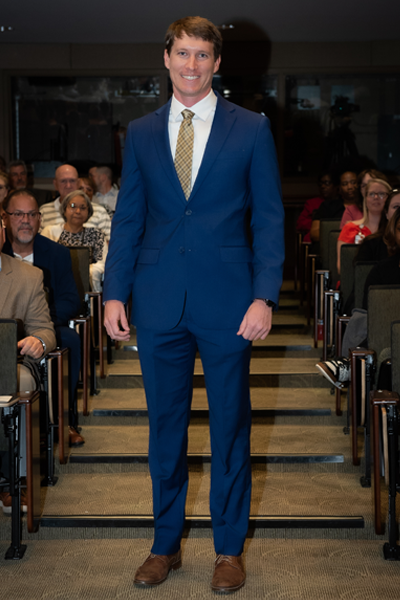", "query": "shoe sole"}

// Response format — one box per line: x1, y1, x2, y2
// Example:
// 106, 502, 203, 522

211, 579, 246, 593
315, 363, 343, 389
133, 560, 182, 586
